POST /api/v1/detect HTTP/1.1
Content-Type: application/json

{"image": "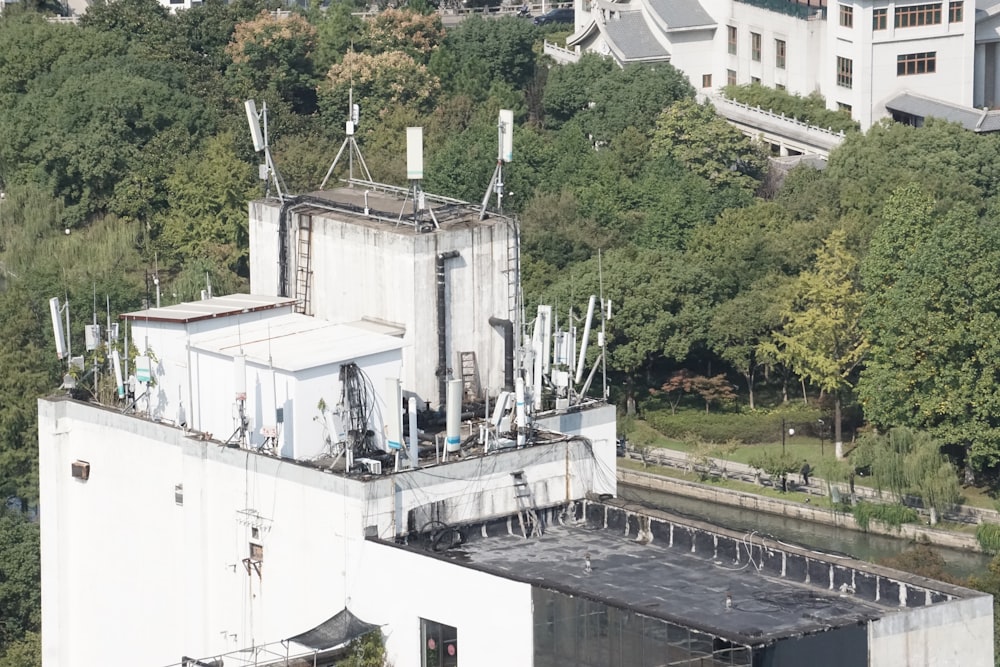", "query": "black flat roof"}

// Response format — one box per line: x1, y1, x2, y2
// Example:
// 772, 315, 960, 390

395, 501, 983, 646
